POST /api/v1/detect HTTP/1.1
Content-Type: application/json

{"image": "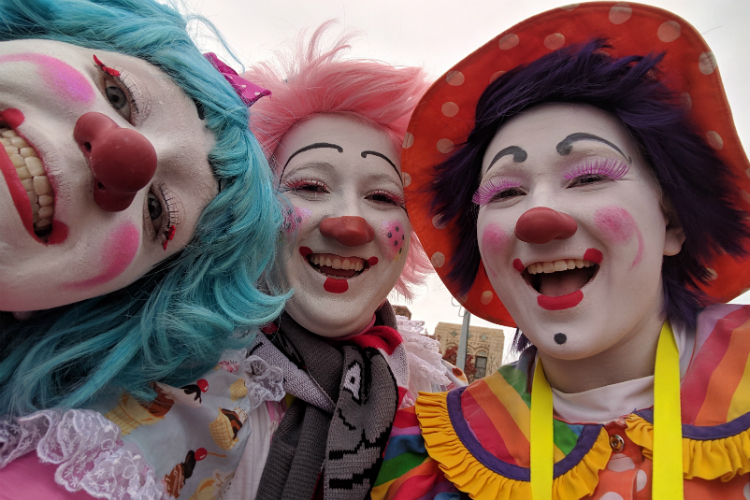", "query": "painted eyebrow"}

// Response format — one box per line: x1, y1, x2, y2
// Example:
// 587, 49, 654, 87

279, 142, 343, 181
486, 146, 528, 172
556, 133, 631, 162
361, 150, 401, 181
